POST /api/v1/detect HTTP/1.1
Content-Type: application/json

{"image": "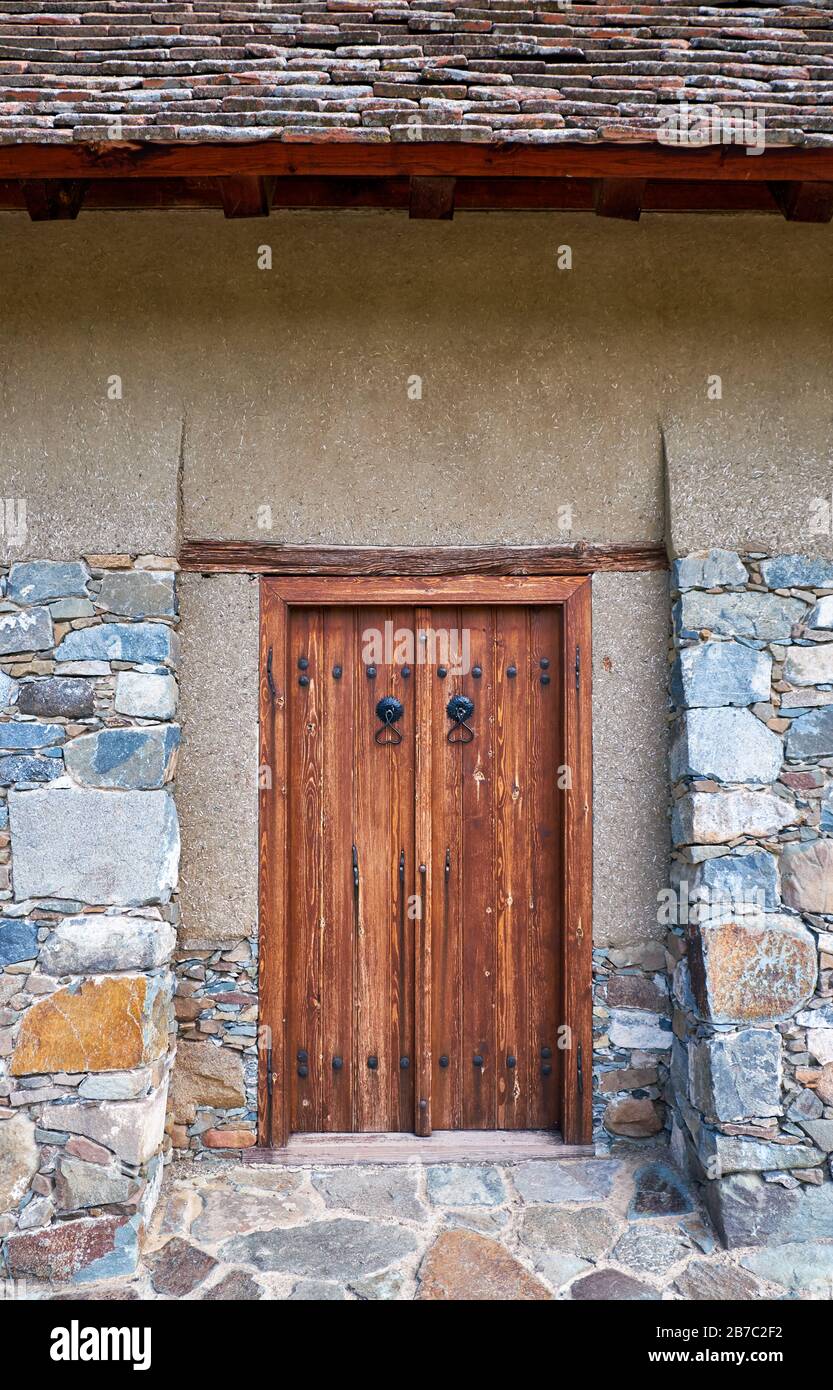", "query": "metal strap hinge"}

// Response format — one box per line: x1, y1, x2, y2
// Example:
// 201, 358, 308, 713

267, 645, 277, 700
